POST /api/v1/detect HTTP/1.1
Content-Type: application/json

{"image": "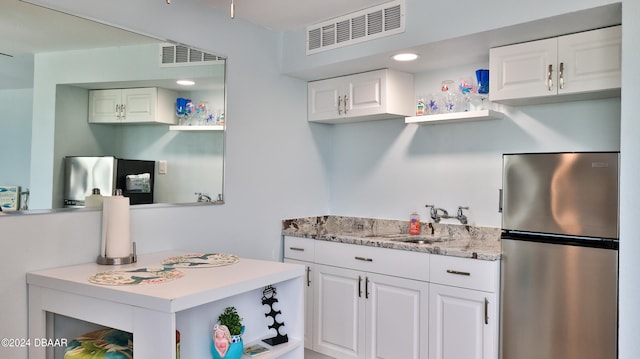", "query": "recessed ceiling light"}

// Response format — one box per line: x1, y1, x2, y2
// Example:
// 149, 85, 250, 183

176, 80, 195, 86
392, 53, 419, 62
